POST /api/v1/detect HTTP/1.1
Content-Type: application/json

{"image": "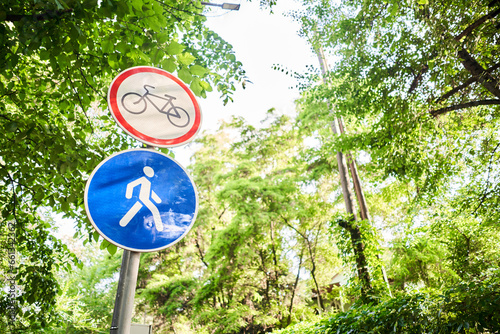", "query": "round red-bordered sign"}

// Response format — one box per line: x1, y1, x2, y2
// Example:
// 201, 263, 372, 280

108, 66, 202, 147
